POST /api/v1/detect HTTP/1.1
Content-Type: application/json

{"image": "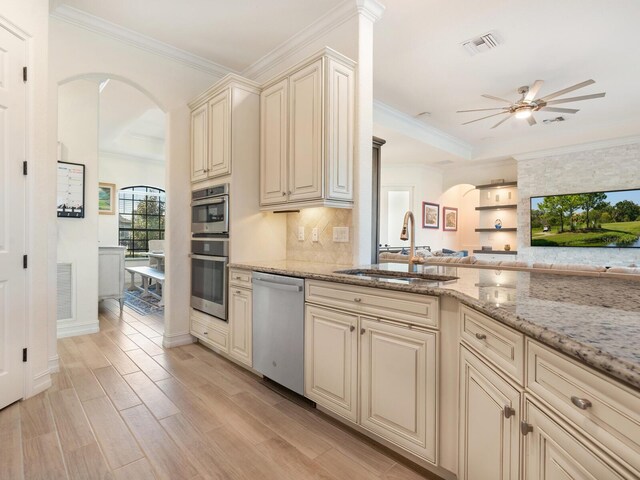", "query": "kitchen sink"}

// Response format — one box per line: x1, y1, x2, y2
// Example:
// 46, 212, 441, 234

335, 269, 458, 282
